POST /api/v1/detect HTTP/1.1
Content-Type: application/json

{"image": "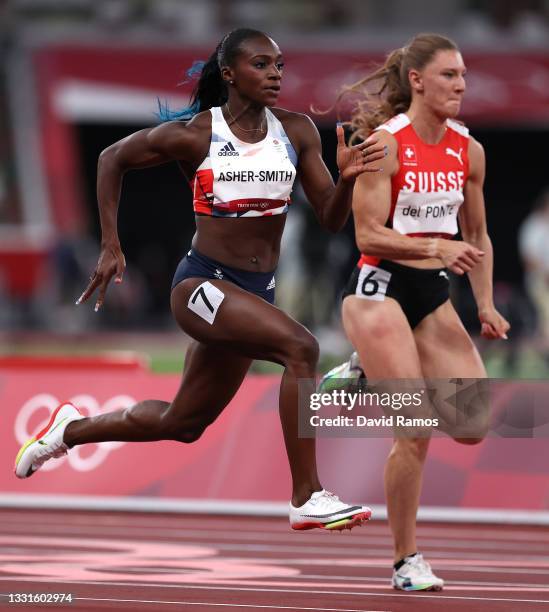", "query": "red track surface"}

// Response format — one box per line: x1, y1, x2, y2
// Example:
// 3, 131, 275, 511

1, 509, 549, 611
